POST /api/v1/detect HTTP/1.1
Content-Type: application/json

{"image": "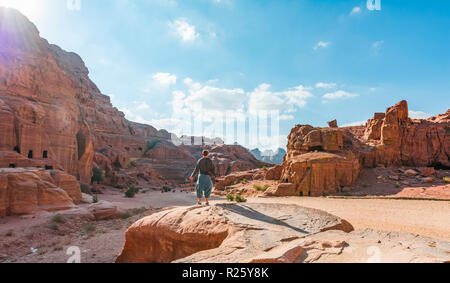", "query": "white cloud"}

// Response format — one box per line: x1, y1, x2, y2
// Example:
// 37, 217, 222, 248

316, 82, 337, 89
350, 6, 361, 15
314, 41, 330, 50
185, 85, 246, 112
120, 107, 133, 118
169, 18, 200, 42
248, 83, 313, 114
153, 0, 177, 7
409, 110, 432, 120
373, 40, 384, 48
341, 121, 366, 127
323, 90, 359, 100
136, 102, 150, 110
153, 72, 177, 86
372, 40, 384, 55
279, 114, 295, 121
